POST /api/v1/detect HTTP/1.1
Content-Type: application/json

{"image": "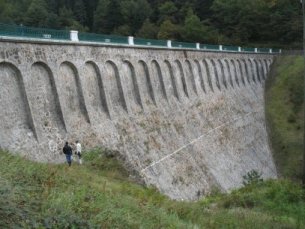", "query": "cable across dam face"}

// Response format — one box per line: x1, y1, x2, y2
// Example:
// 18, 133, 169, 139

0, 39, 276, 200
